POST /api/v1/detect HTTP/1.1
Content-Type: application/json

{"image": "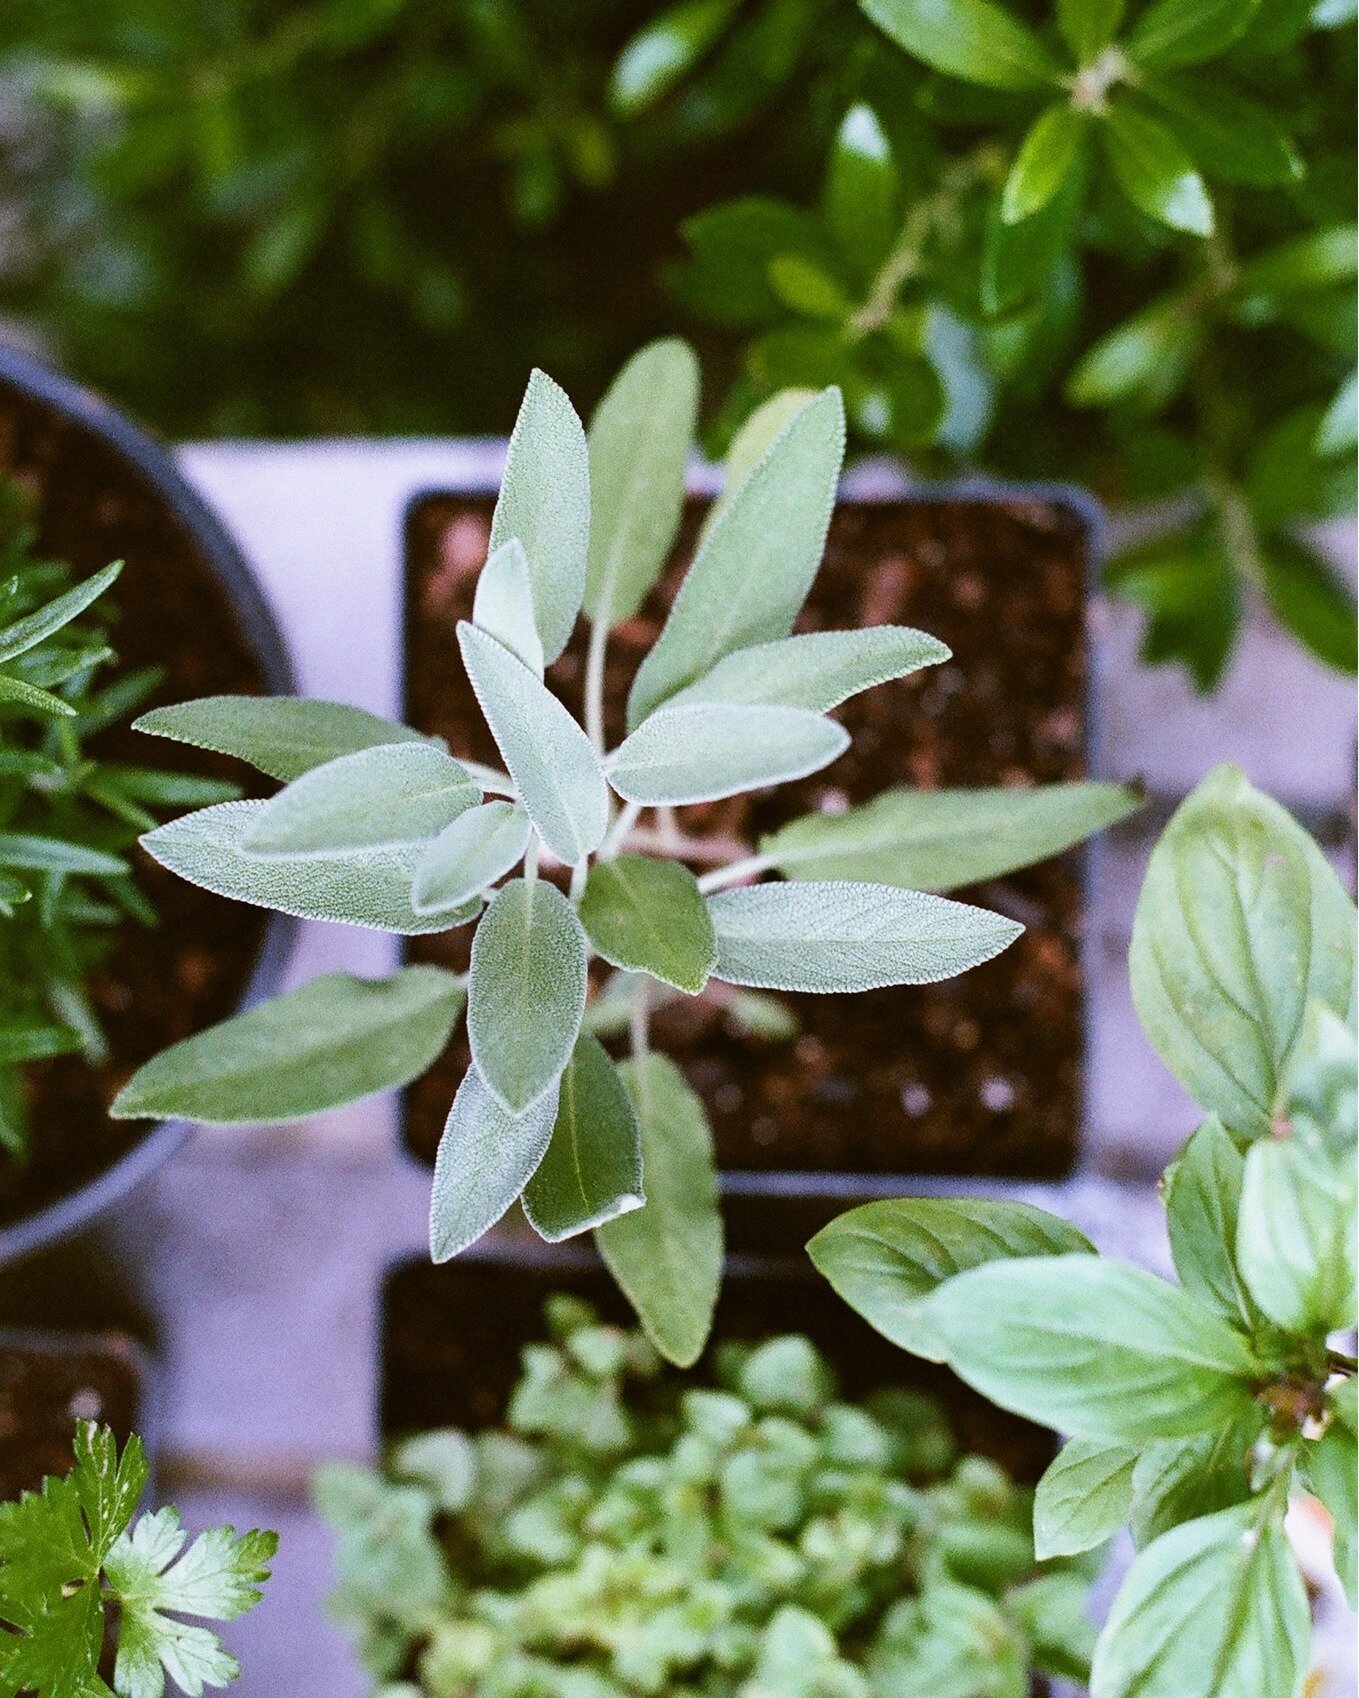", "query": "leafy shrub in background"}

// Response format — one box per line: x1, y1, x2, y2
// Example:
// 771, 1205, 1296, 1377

109, 348, 1137, 1365
812, 763, 1358, 1696
316, 1297, 1098, 1697
0, 486, 237, 1159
